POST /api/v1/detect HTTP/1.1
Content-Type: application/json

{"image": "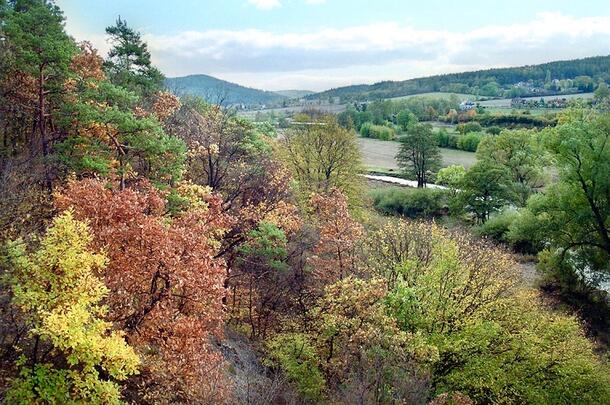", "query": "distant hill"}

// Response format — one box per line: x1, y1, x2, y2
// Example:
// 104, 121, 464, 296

273, 90, 315, 99
165, 74, 287, 106
308, 55, 610, 102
